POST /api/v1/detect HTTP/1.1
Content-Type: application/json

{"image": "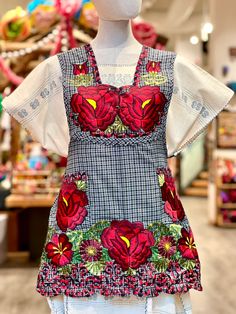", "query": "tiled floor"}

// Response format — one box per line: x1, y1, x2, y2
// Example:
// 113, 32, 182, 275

0, 197, 236, 314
